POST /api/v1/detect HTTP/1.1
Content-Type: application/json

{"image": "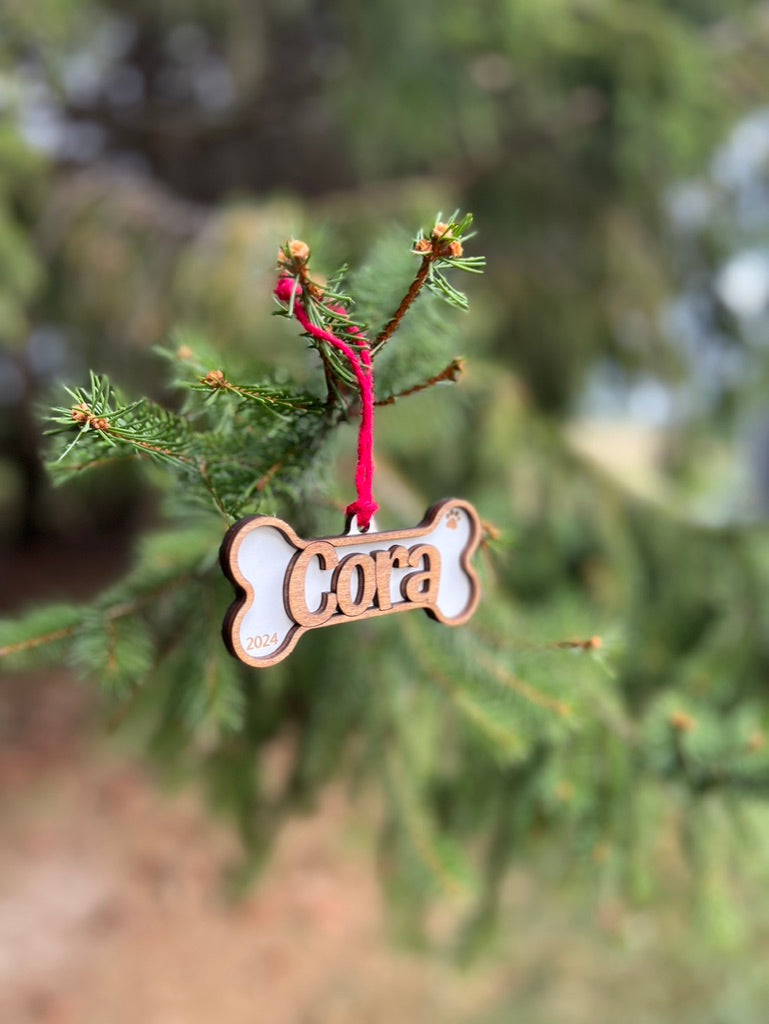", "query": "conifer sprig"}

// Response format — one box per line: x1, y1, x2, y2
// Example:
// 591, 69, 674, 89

373, 211, 485, 354
275, 214, 484, 400
193, 369, 324, 418
45, 217, 483, 522
48, 371, 194, 471
276, 240, 364, 398
44, 356, 331, 520
375, 357, 465, 406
